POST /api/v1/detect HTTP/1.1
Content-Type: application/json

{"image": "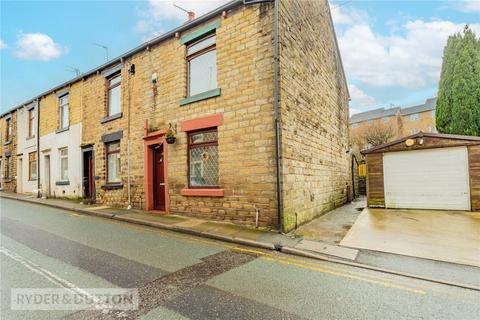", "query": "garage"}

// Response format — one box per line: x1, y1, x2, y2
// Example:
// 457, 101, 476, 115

362, 132, 480, 212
